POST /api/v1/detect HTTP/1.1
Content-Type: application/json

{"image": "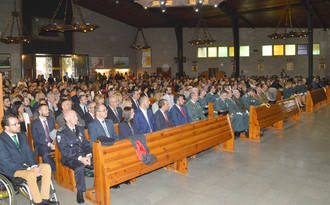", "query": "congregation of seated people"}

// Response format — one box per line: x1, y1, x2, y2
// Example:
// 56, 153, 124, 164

1, 72, 329, 204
